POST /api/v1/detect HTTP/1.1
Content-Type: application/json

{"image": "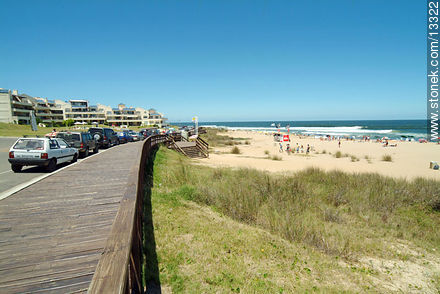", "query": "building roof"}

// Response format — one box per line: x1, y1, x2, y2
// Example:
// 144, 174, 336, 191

69, 99, 88, 103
